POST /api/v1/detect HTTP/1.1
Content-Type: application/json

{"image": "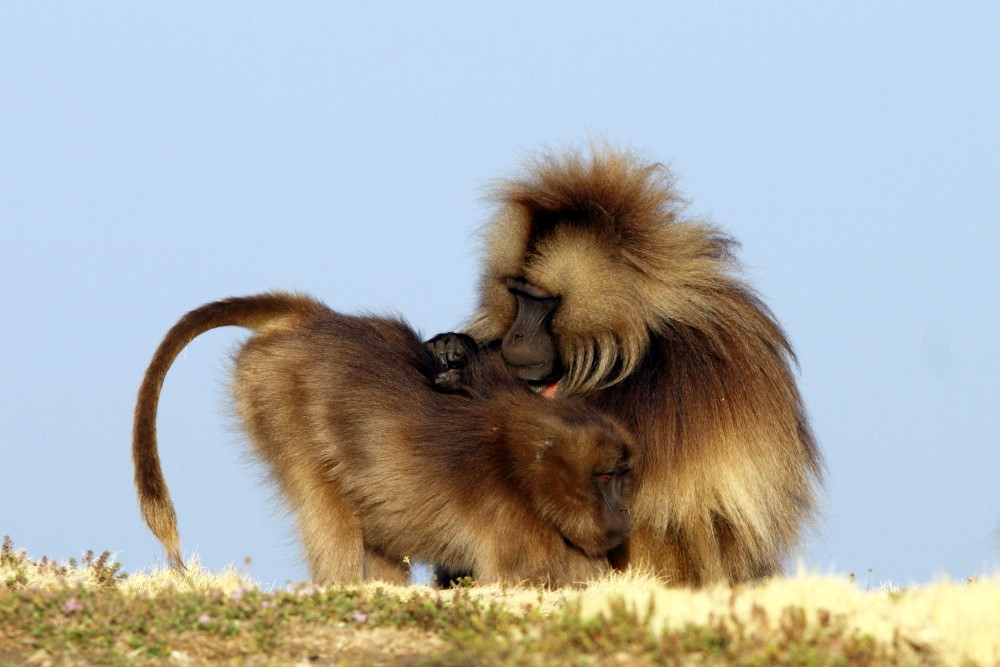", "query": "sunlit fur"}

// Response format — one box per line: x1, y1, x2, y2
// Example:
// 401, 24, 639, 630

133, 292, 634, 586
467, 147, 822, 585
